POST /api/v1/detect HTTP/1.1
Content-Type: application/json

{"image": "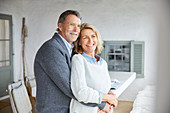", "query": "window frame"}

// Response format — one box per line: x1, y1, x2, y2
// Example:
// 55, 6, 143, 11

101, 40, 144, 78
